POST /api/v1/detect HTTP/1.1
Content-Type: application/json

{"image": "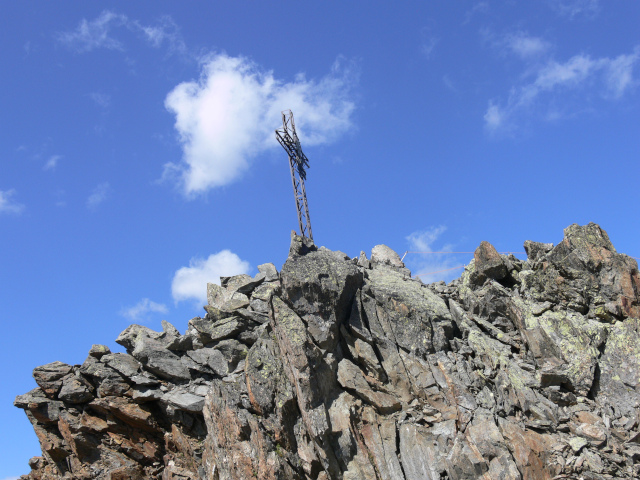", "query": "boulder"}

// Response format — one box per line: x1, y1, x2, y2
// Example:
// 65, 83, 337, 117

472, 240, 508, 283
